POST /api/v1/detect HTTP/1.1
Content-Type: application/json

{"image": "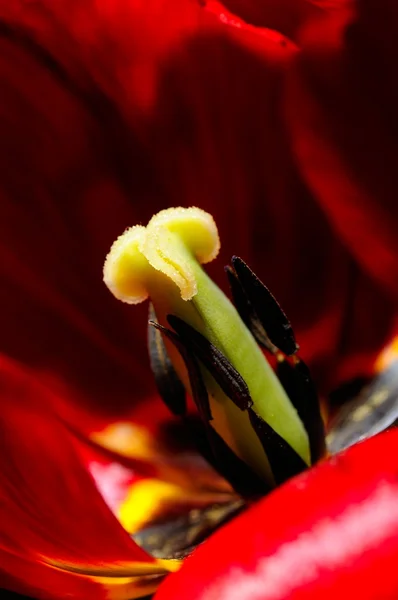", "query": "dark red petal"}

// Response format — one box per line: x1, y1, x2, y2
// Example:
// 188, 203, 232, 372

155, 428, 398, 600
0, 354, 168, 599
286, 0, 398, 299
